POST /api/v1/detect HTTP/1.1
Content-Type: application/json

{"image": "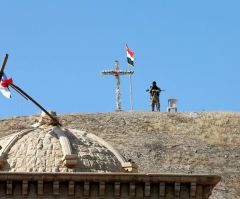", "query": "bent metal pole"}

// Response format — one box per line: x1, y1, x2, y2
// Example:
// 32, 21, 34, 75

129, 73, 133, 111
9, 83, 61, 126
0, 54, 59, 125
